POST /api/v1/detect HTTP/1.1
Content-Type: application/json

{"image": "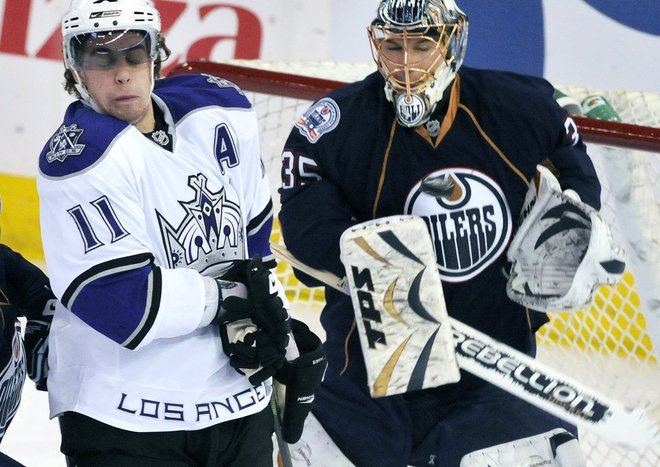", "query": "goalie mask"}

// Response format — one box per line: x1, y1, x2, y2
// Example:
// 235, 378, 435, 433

506, 165, 625, 312
61, 0, 163, 110
368, 0, 468, 128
